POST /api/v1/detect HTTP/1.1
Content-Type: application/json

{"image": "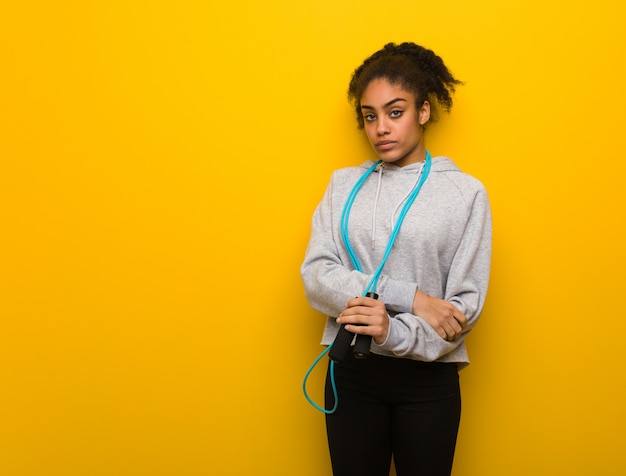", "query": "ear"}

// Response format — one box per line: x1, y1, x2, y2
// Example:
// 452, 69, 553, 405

418, 100, 431, 126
